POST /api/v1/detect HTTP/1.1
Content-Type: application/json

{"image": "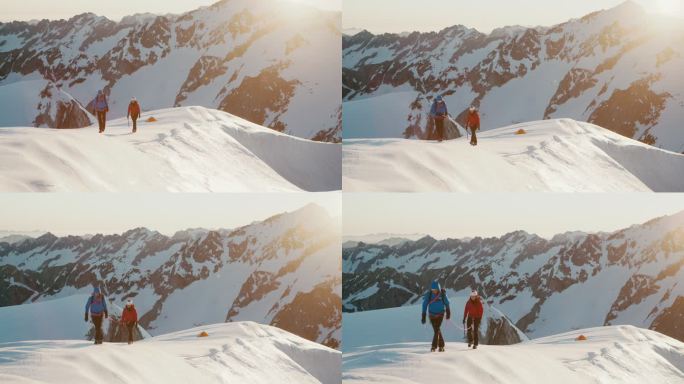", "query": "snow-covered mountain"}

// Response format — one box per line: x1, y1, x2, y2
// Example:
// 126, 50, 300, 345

343, 1, 684, 152
343, 325, 684, 383
0, 321, 340, 384
343, 210, 684, 343
0, 203, 341, 348
0, 106, 341, 192
343, 118, 684, 192
0, 0, 341, 142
